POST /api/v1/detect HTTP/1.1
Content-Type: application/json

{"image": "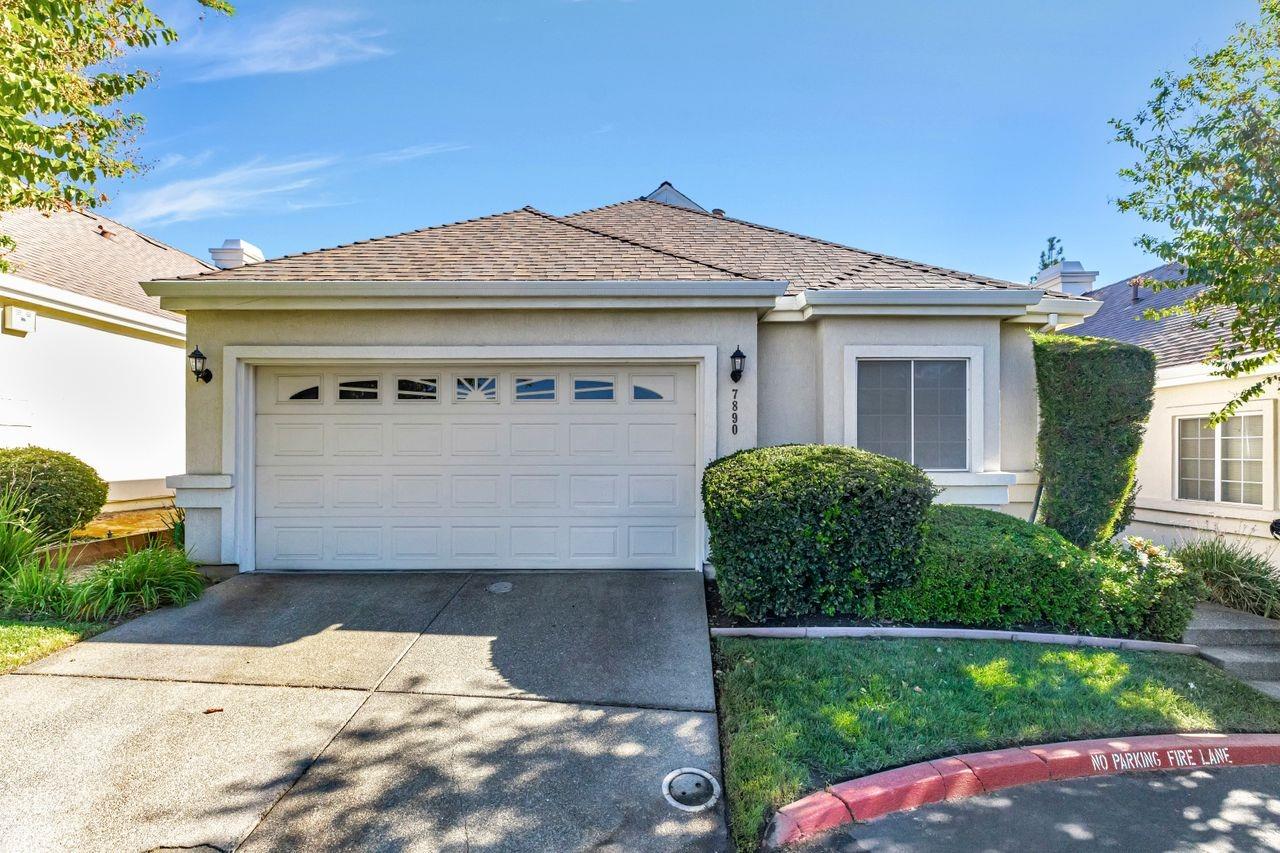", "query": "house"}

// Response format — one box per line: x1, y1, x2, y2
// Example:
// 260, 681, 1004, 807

1070, 261, 1279, 555
143, 183, 1096, 571
0, 208, 211, 511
